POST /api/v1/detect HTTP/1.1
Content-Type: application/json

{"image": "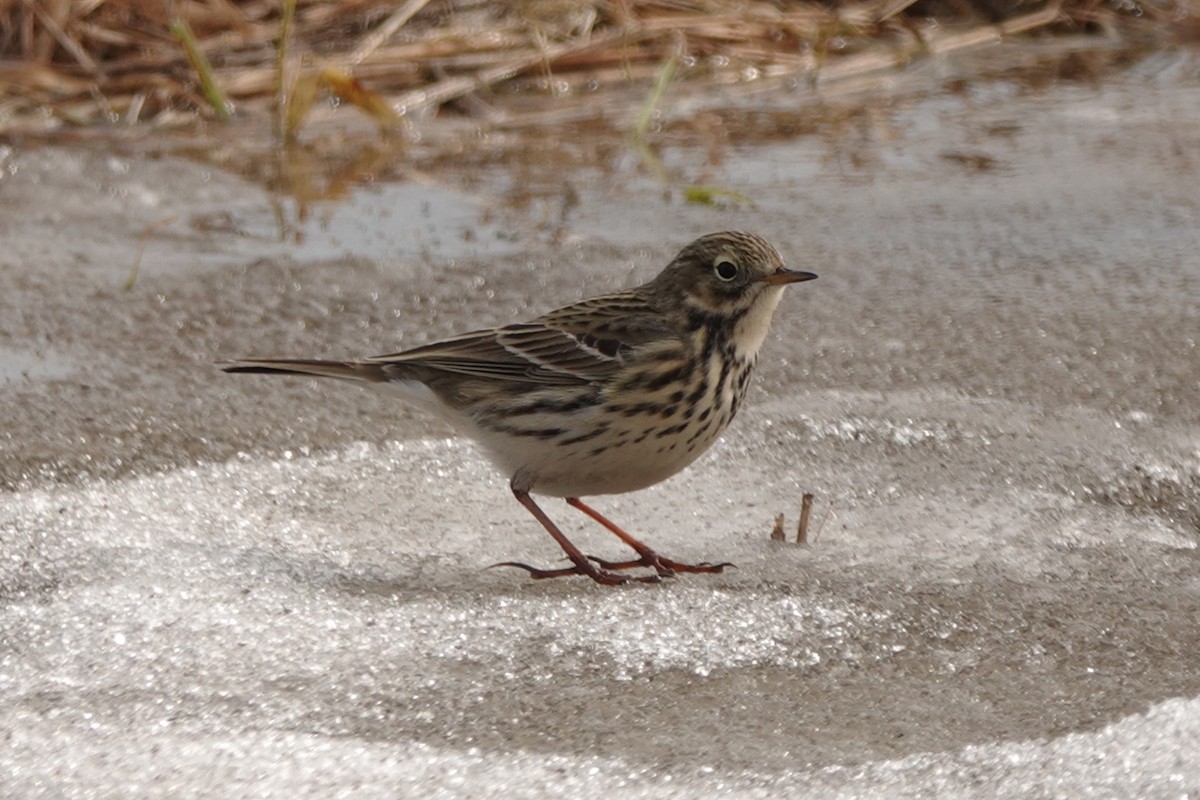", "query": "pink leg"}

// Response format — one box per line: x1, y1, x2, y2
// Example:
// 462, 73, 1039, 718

491, 489, 661, 585
566, 497, 732, 578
